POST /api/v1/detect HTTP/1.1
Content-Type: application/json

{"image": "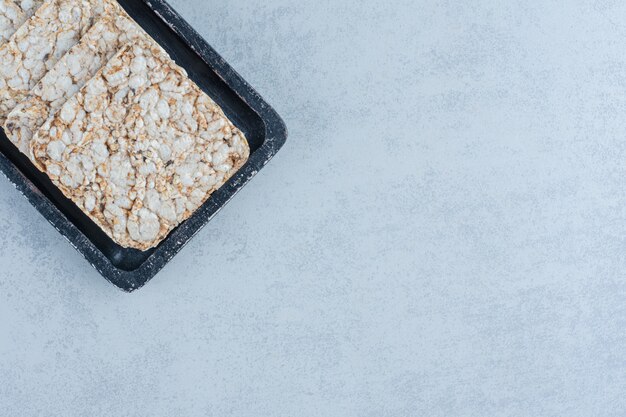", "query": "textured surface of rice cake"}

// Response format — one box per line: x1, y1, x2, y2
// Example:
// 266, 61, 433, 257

13, 0, 43, 15
0, 0, 120, 123
31, 40, 250, 250
5, 14, 143, 154
0, 0, 43, 46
